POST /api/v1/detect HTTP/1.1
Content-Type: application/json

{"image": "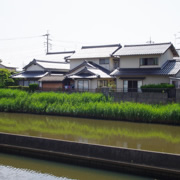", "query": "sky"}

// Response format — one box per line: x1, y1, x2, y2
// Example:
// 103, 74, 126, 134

0, 0, 180, 69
